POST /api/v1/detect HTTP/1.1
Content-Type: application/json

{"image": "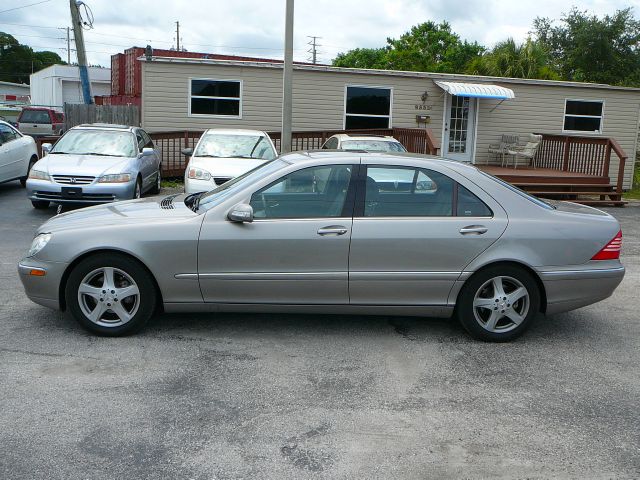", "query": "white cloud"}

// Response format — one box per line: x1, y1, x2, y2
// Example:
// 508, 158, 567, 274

0, 0, 634, 67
